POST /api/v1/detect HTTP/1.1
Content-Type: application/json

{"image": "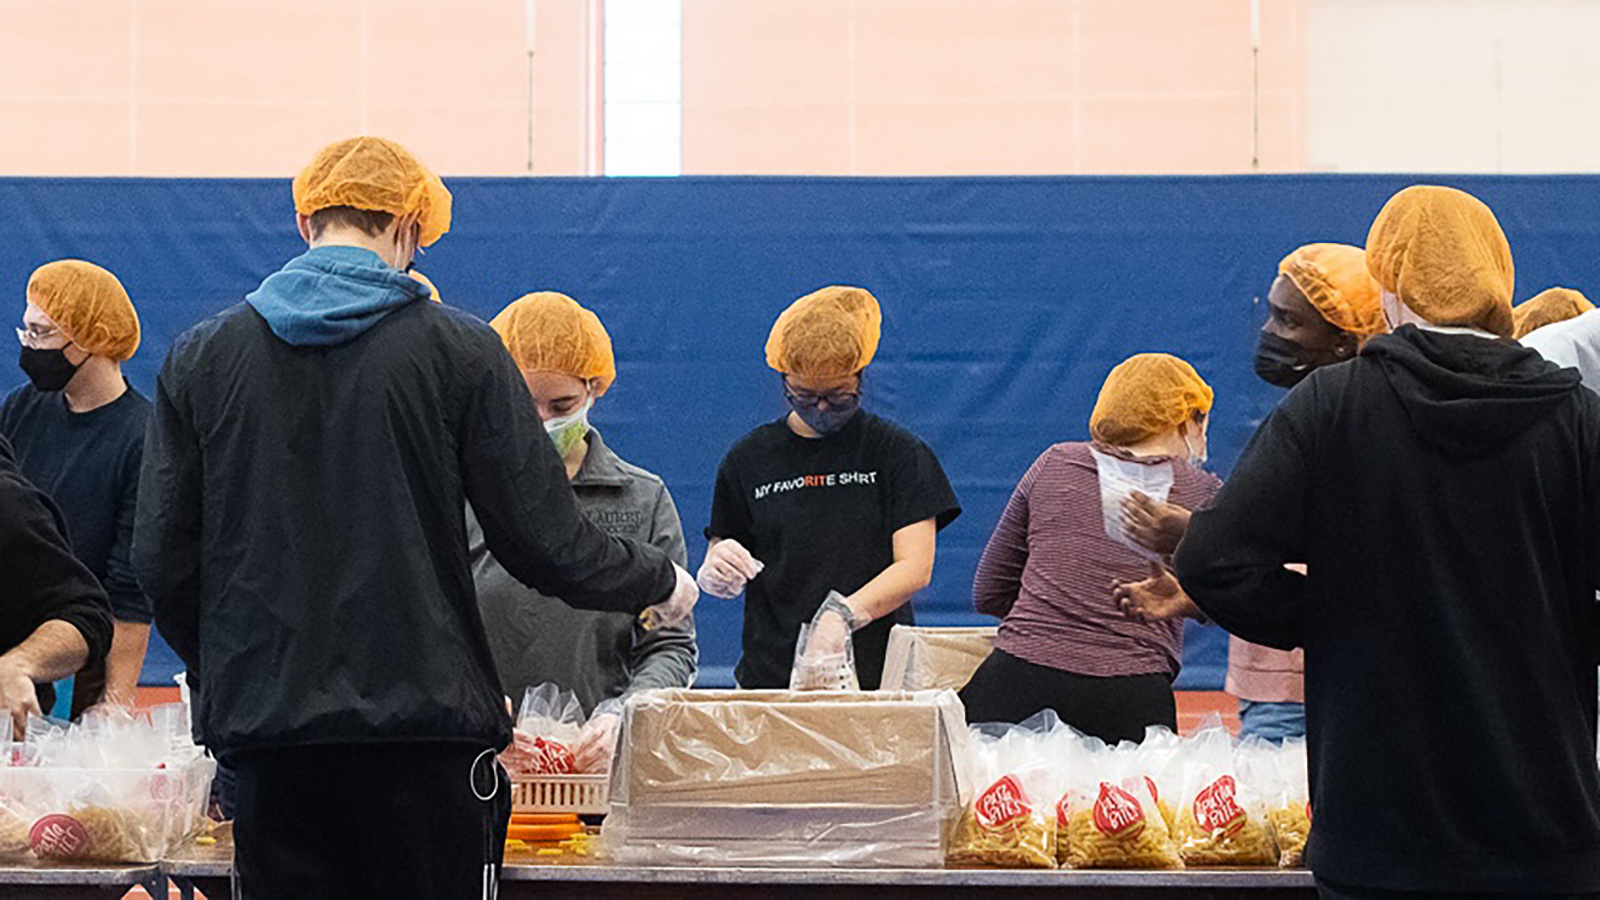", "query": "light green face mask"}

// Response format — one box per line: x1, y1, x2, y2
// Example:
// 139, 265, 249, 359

545, 400, 592, 458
